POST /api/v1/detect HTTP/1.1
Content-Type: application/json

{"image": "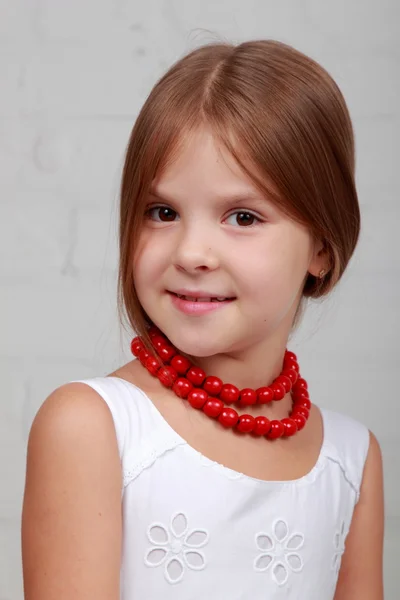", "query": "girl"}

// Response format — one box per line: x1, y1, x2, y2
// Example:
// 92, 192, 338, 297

21, 40, 384, 599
